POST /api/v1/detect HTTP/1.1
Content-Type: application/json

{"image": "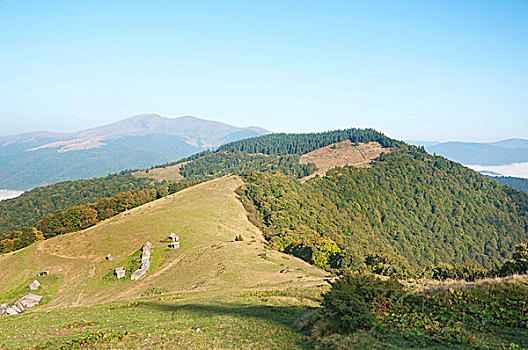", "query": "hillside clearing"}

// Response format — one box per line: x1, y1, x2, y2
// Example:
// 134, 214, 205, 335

299, 141, 391, 181
132, 162, 187, 182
